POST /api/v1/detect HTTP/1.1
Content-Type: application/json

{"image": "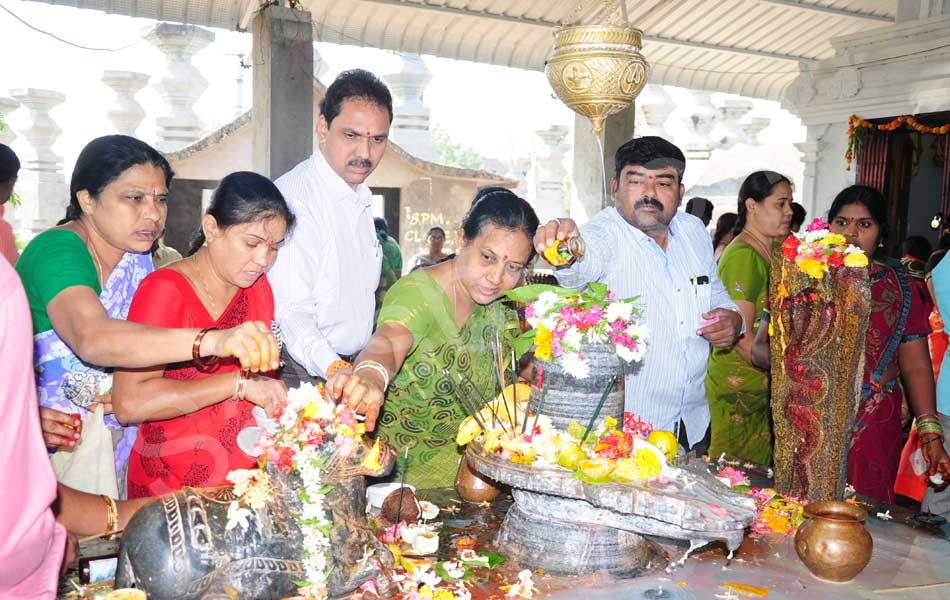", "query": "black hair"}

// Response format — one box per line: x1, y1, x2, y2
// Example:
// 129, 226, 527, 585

320, 69, 393, 126
614, 136, 686, 183
686, 197, 713, 224
827, 185, 888, 256
926, 250, 948, 275
713, 212, 739, 249
903, 235, 933, 261
374, 216, 388, 235
426, 226, 446, 238
189, 171, 296, 255
0, 143, 19, 183
59, 135, 173, 225
461, 186, 540, 261
791, 202, 807, 230
735, 171, 792, 234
